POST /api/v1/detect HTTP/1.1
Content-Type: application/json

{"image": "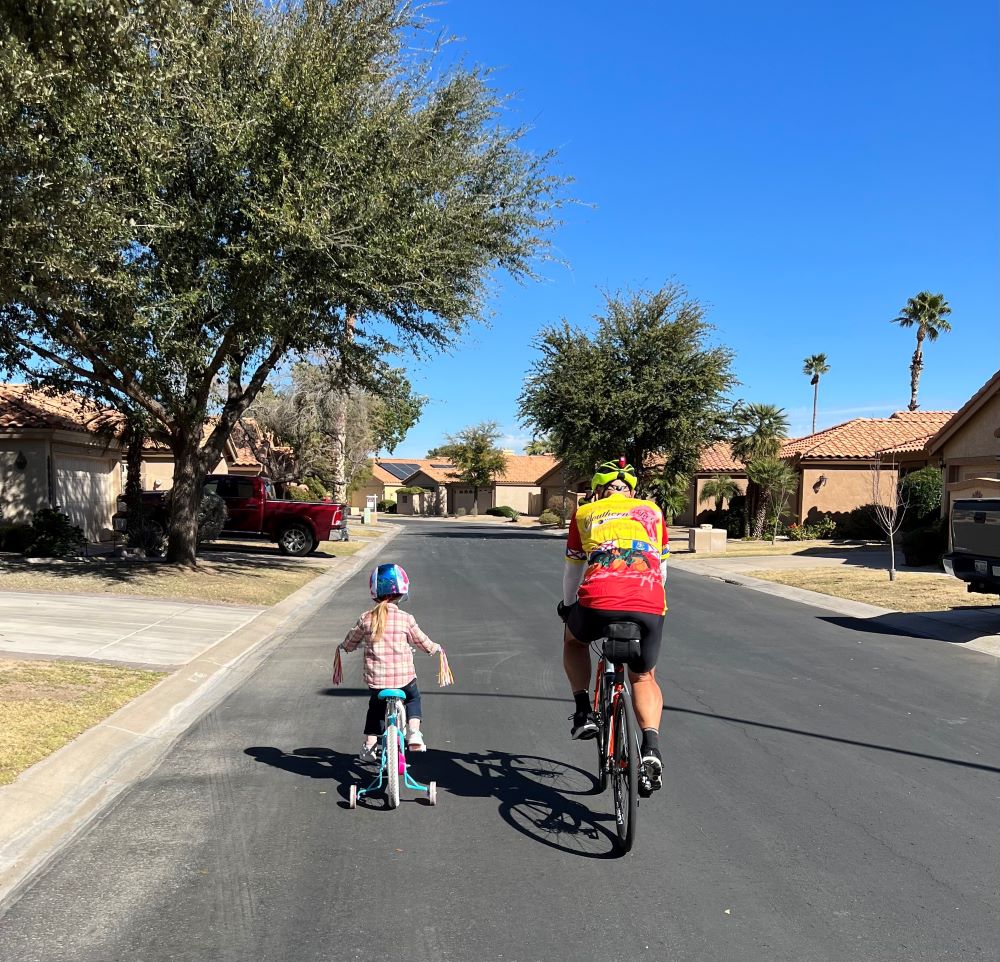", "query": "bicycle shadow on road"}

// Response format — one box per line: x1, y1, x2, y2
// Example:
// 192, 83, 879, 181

420, 748, 625, 860
244, 745, 380, 807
